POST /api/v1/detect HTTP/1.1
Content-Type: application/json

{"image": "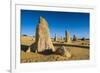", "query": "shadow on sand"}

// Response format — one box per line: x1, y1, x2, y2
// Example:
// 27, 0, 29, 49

53, 43, 89, 49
